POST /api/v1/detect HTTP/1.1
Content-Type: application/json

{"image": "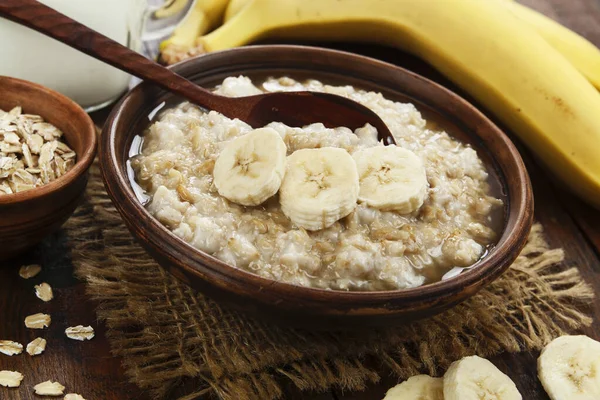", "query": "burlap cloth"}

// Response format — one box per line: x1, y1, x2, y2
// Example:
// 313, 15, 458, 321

66, 161, 594, 400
